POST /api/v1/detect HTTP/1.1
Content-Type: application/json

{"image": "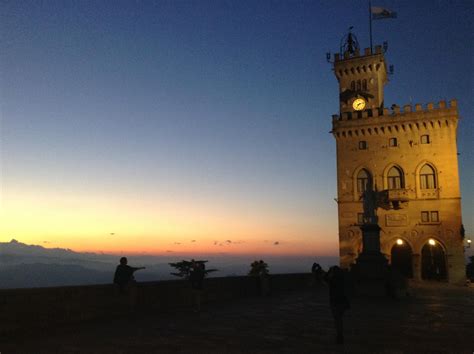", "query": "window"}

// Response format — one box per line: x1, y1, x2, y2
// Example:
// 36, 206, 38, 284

421, 135, 430, 144
420, 164, 436, 189
421, 211, 429, 223
351, 81, 355, 91
389, 138, 397, 147
357, 169, 372, 193
362, 79, 367, 91
387, 166, 404, 189
421, 211, 439, 223
357, 213, 364, 224
359, 141, 367, 150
